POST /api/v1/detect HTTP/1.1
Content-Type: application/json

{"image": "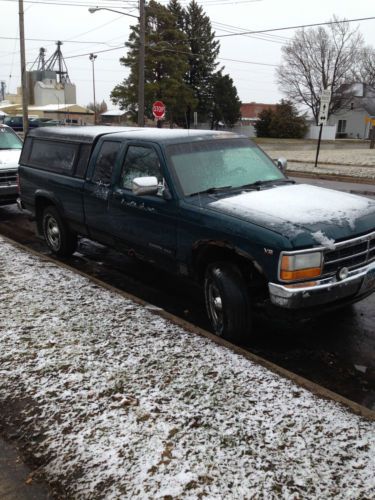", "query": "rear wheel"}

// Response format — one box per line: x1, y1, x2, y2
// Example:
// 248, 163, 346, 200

204, 262, 252, 341
42, 206, 77, 257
